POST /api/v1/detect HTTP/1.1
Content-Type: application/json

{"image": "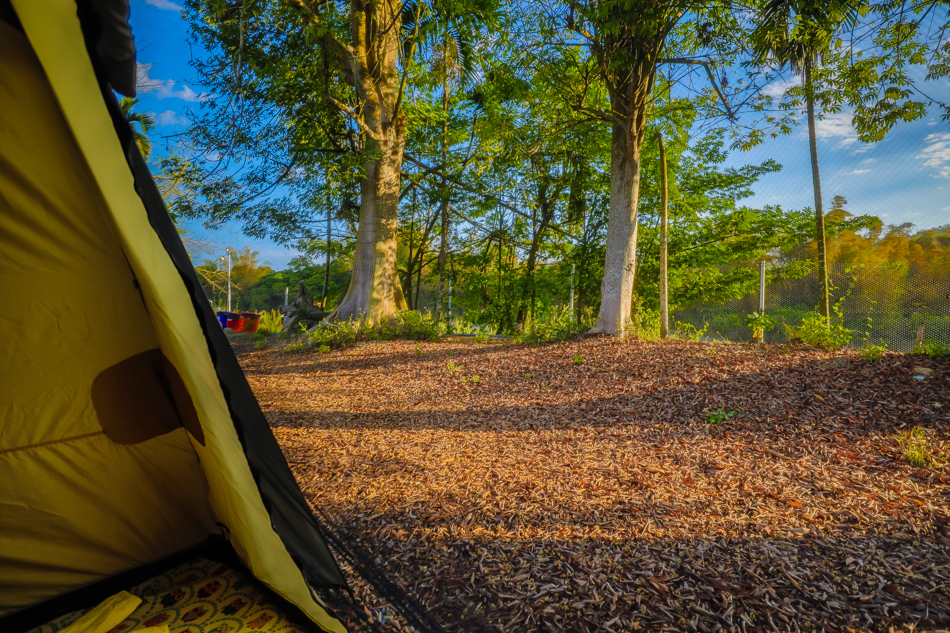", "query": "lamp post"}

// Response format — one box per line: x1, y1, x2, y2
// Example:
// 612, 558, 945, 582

219, 248, 232, 312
